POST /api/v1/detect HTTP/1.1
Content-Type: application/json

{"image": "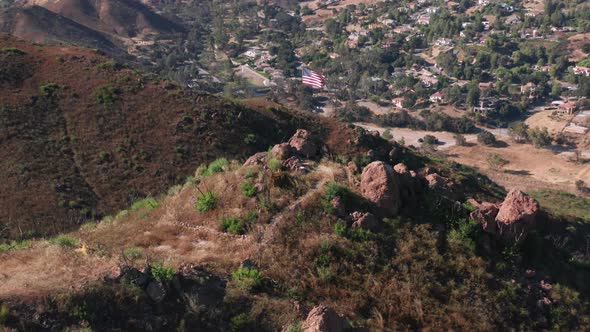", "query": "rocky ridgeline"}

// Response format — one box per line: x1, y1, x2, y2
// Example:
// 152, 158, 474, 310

245, 128, 542, 243
240, 128, 544, 331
